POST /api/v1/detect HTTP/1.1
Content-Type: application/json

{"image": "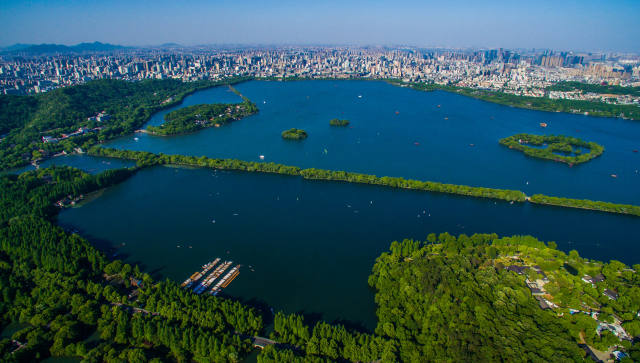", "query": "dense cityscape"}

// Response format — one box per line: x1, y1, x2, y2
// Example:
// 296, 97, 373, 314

2, 45, 640, 105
